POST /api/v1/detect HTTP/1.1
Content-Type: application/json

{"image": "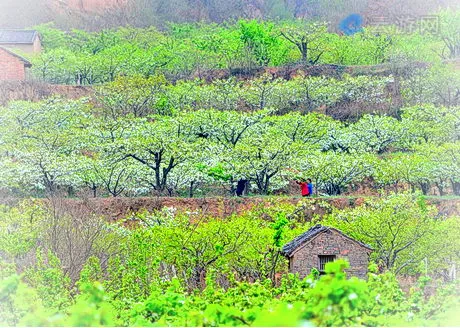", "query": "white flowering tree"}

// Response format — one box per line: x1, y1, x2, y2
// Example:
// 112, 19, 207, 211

374, 152, 432, 194
345, 114, 404, 154
301, 151, 375, 195
227, 126, 300, 194
0, 99, 87, 194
